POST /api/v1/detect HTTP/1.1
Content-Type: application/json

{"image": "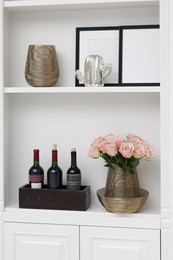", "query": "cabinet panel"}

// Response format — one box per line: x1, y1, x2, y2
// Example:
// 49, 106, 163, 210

0, 218, 3, 260
80, 226, 160, 260
4, 222, 79, 260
